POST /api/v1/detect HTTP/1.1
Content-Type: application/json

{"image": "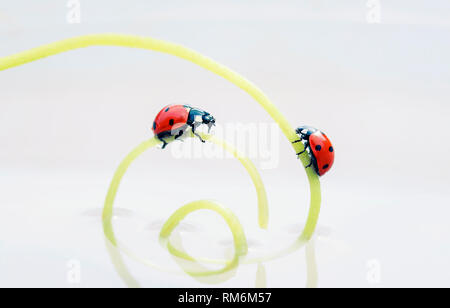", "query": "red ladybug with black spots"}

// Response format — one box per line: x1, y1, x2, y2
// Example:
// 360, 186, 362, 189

152, 104, 216, 148
293, 126, 334, 176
